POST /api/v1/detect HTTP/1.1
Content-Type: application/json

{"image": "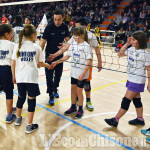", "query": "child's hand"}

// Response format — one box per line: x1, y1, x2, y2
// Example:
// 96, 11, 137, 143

13, 77, 16, 84
47, 54, 56, 62
50, 62, 57, 69
97, 61, 102, 72
78, 73, 84, 81
37, 62, 41, 68
147, 84, 150, 93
